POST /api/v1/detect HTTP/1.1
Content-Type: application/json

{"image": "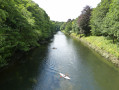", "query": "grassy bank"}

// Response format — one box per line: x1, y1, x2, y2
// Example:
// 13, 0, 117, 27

70, 33, 119, 67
